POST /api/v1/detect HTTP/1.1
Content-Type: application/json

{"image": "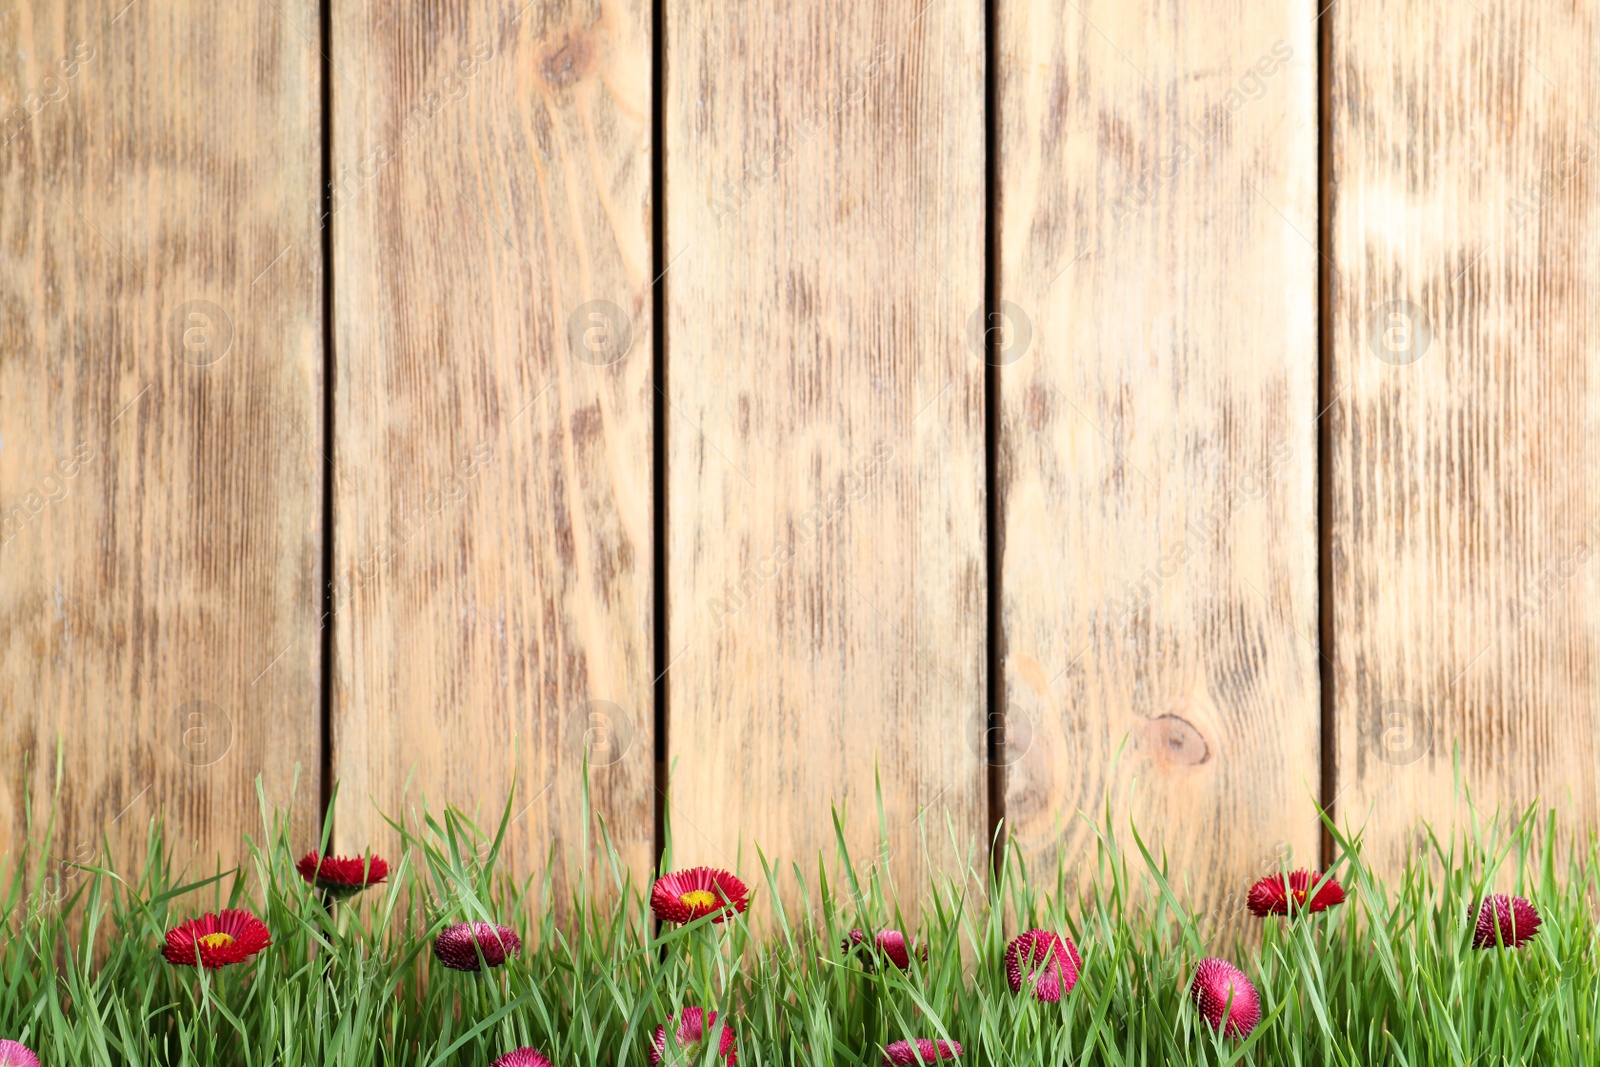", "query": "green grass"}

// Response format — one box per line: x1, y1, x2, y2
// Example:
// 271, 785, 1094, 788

1, 774, 1596, 1066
